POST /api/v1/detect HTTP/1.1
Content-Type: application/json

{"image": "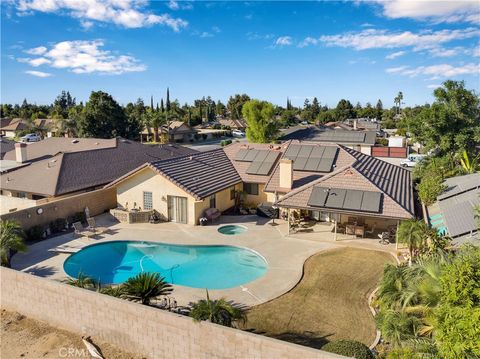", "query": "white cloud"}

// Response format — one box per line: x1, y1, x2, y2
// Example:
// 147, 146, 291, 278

427, 84, 441, 89
298, 37, 319, 48
385, 50, 406, 59
167, 1, 179, 10
15, 0, 188, 31
20, 40, 146, 75
247, 32, 274, 41
25, 70, 52, 77
24, 46, 47, 55
427, 47, 462, 57
386, 63, 479, 78
275, 36, 292, 46
166, 1, 192, 11
372, 0, 480, 24
319, 28, 480, 51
